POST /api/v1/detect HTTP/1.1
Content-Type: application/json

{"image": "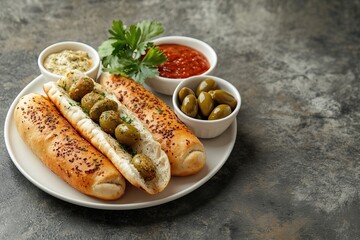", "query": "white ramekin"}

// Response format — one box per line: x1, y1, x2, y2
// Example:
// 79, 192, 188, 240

146, 36, 217, 95
38, 41, 100, 82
